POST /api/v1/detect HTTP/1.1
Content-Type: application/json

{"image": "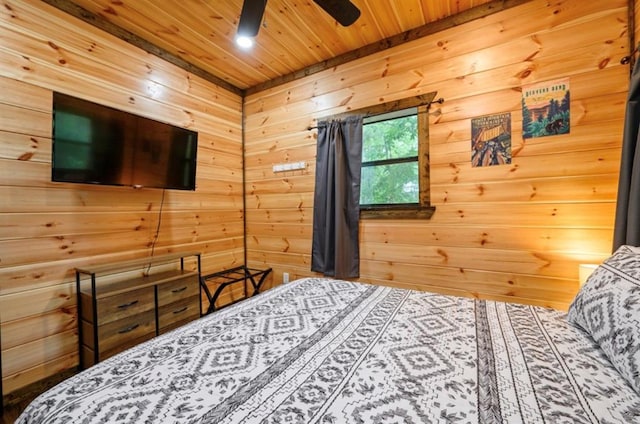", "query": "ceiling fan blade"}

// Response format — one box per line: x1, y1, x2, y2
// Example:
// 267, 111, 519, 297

313, 0, 360, 27
237, 0, 268, 37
